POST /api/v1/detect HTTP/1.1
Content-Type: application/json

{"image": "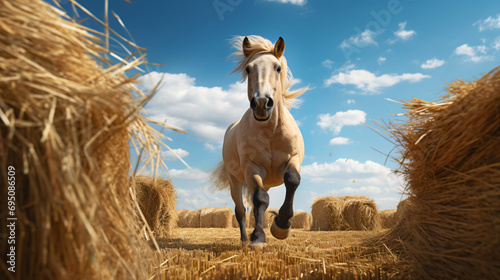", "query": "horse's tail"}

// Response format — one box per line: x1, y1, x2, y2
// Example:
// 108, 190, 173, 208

211, 161, 253, 208
210, 161, 230, 192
